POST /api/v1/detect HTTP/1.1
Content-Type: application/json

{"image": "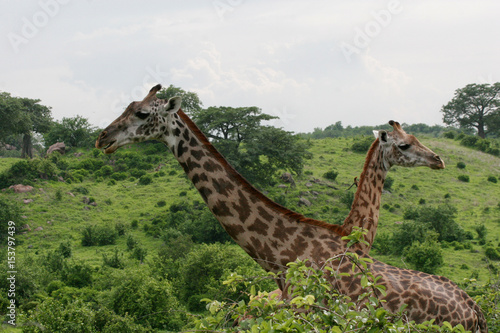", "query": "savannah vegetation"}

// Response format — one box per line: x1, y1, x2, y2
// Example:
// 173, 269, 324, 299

0, 84, 499, 331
